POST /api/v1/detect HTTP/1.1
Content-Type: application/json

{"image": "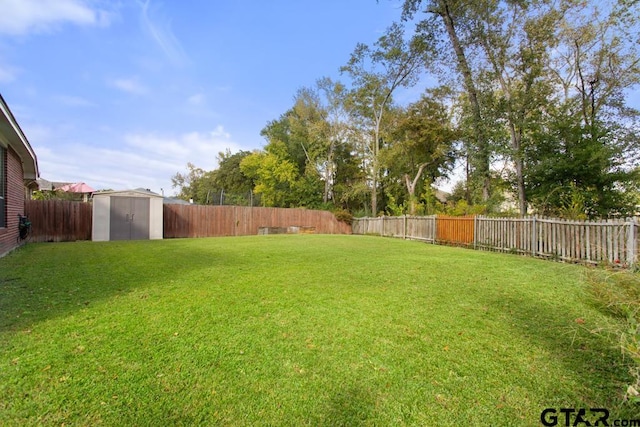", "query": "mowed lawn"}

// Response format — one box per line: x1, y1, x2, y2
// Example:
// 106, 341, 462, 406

0, 235, 636, 425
